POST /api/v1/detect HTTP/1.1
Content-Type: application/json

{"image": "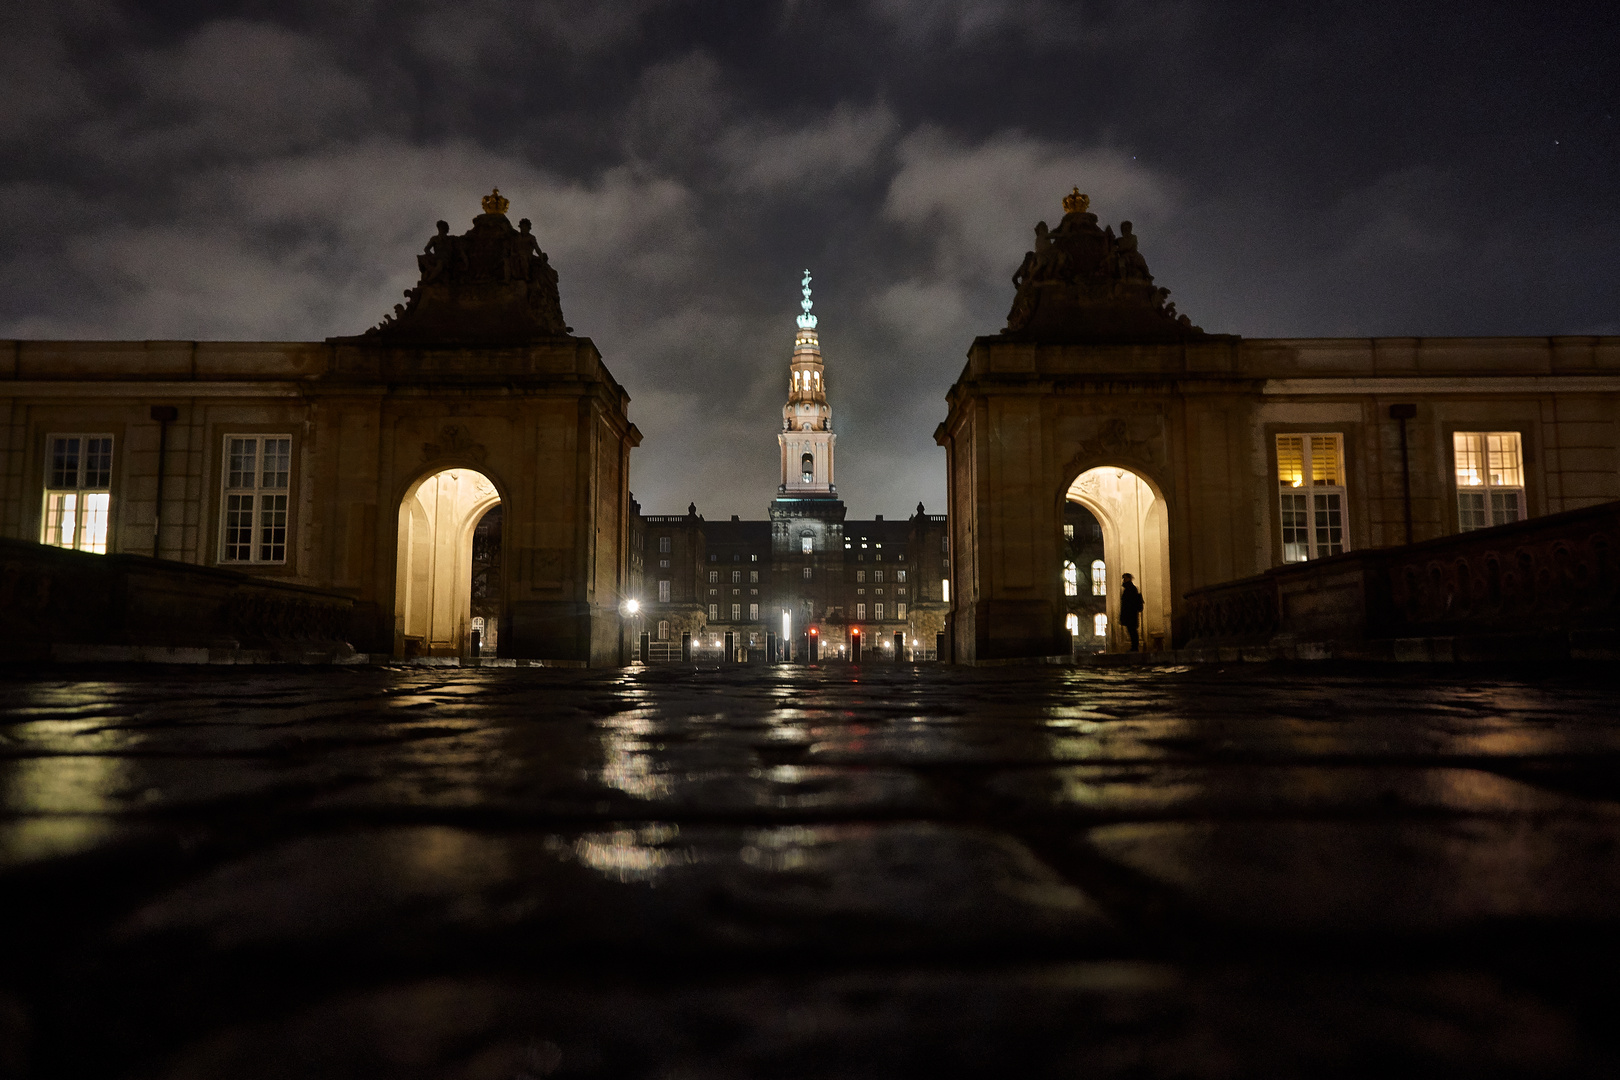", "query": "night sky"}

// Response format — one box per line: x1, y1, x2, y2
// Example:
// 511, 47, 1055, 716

3, 2, 1616, 518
